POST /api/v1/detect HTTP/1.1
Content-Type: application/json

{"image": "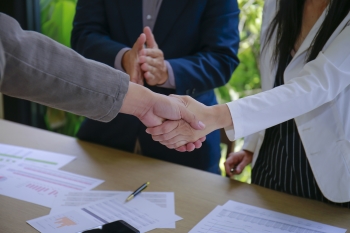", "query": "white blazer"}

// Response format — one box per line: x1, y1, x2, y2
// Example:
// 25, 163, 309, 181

225, 0, 350, 202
